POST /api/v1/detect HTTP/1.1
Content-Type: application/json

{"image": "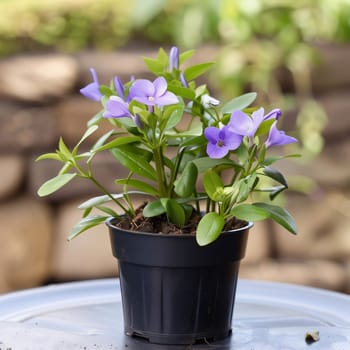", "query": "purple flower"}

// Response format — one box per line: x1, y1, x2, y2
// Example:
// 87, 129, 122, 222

180, 72, 189, 88
103, 96, 131, 119
168, 46, 179, 71
129, 77, 178, 107
265, 121, 298, 148
204, 126, 243, 159
228, 108, 265, 137
114, 76, 125, 99
264, 108, 282, 120
80, 68, 103, 101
